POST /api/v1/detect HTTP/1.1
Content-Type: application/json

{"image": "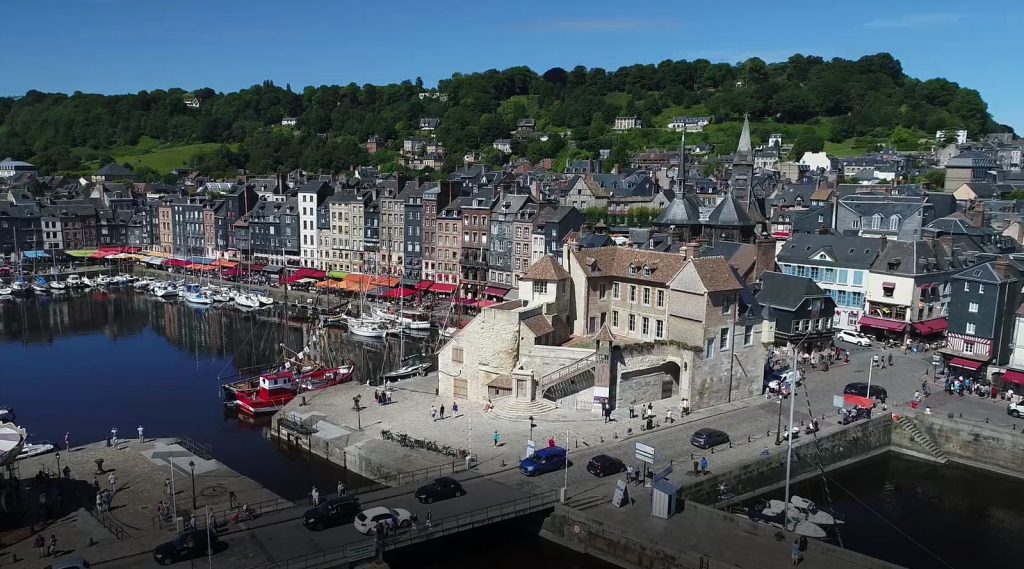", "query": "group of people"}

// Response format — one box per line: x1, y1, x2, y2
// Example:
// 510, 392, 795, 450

32, 534, 58, 558
944, 374, 1001, 399
430, 402, 459, 421
871, 352, 895, 369
373, 389, 393, 405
